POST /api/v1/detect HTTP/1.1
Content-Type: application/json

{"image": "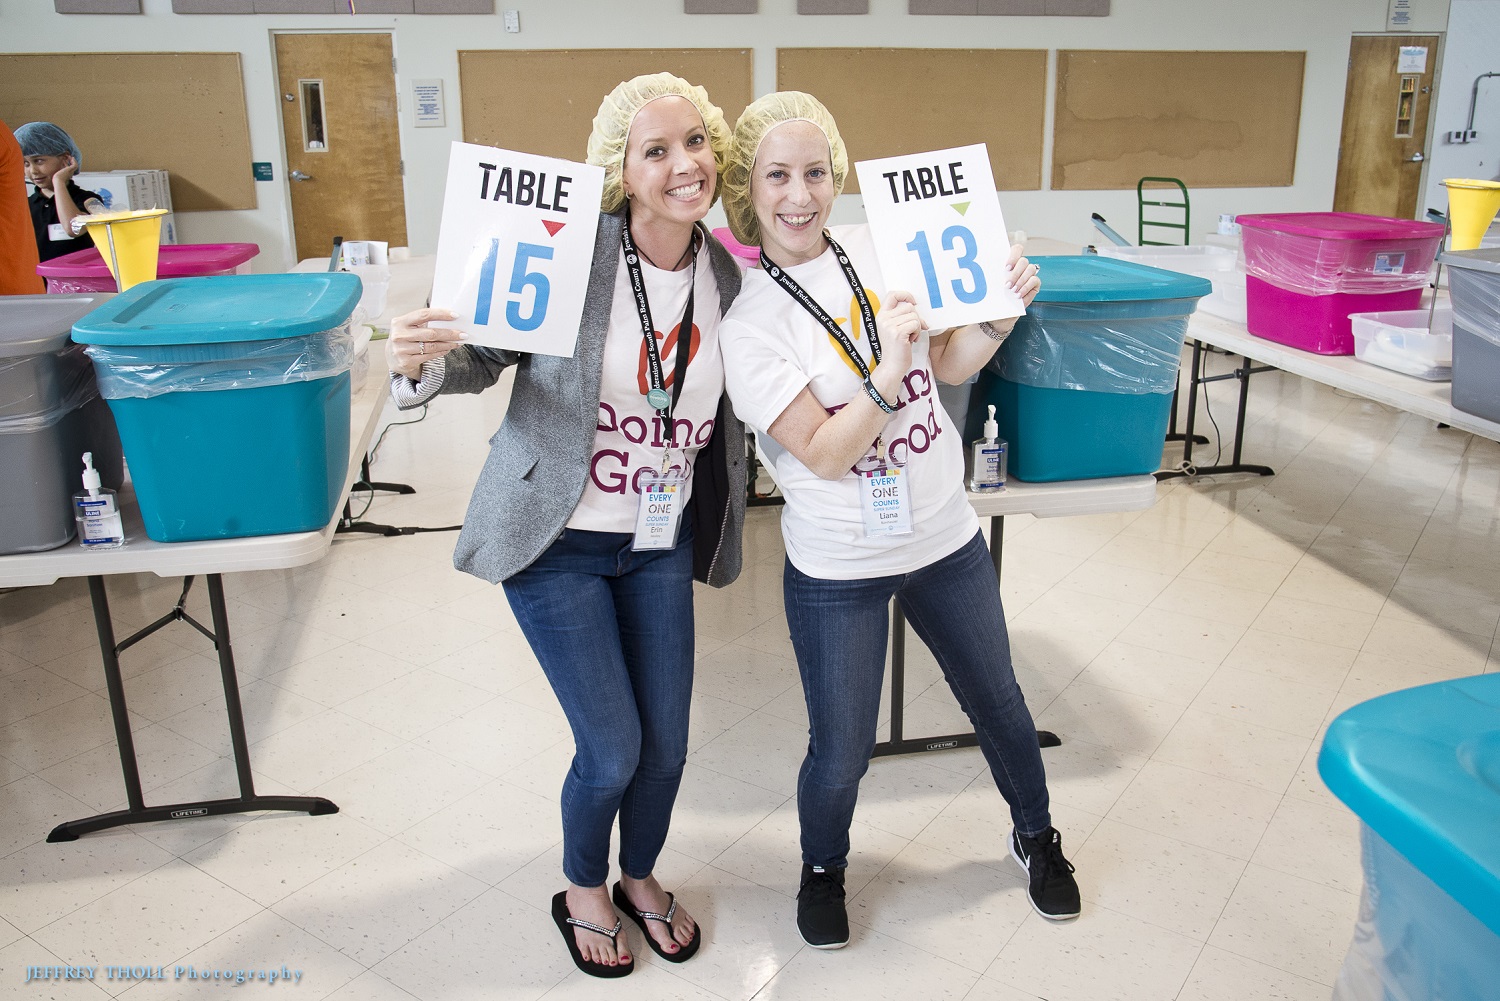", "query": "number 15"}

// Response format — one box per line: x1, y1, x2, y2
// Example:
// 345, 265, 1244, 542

475, 240, 553, 331
906, 225, 987, 309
